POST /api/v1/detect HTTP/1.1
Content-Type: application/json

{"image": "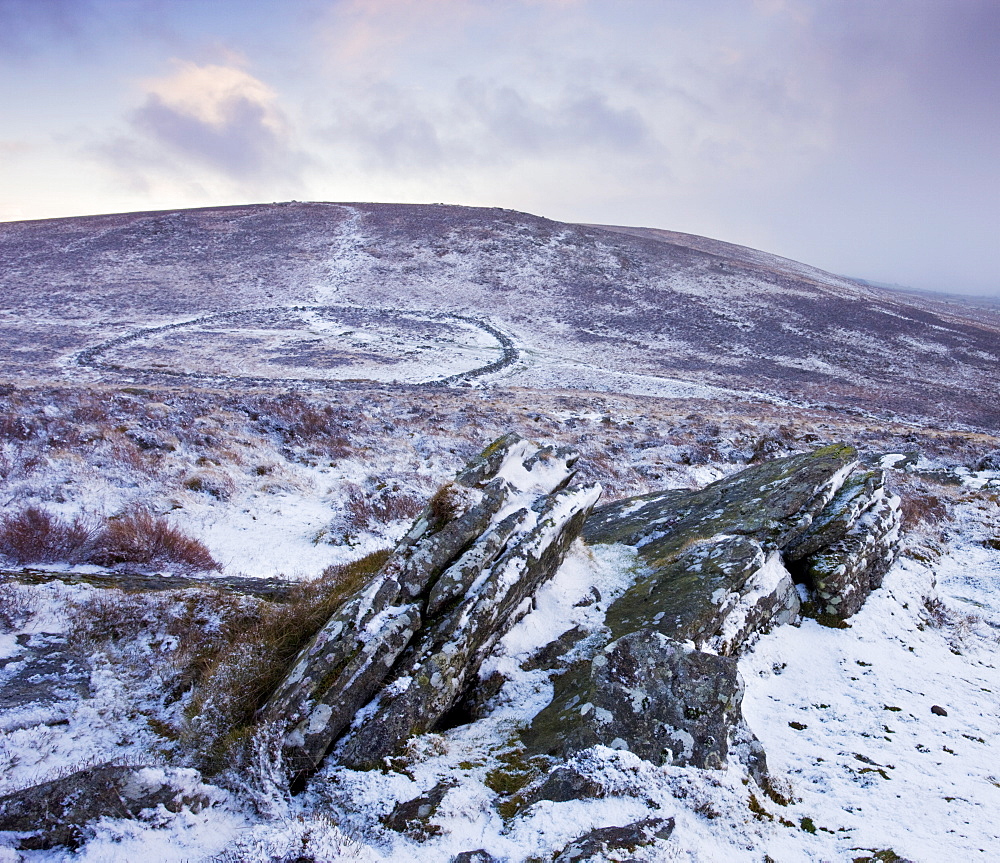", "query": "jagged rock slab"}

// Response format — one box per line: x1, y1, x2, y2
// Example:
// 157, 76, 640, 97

262, 479, 510, 780
0, 632, 90, 713
336, 482, 600, 770
603, 536, 800, 657
784, 468, 884, 561
261, 433, 599, 781
582, 443, 860, 560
